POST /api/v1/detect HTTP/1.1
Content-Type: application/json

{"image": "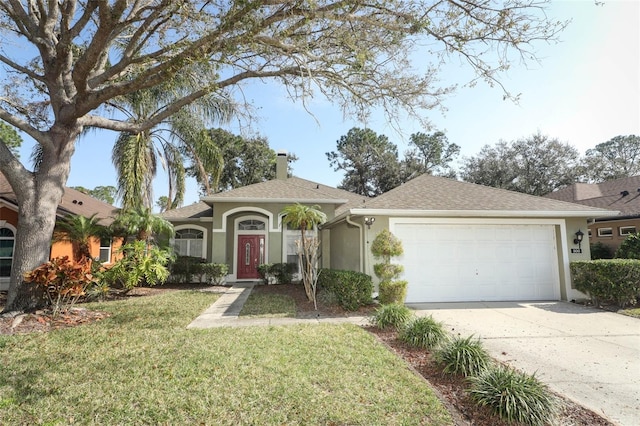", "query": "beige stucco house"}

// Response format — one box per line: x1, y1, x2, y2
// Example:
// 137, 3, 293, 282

162, 154, 617, 303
